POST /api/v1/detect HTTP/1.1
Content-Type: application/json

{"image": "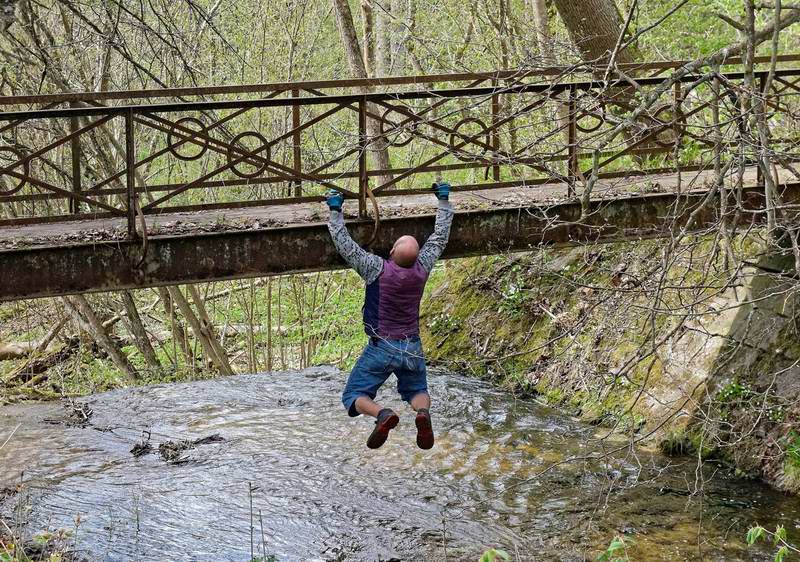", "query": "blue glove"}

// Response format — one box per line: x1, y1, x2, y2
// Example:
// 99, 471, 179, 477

432, 180, 450, 201
325, 189, 344, 212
